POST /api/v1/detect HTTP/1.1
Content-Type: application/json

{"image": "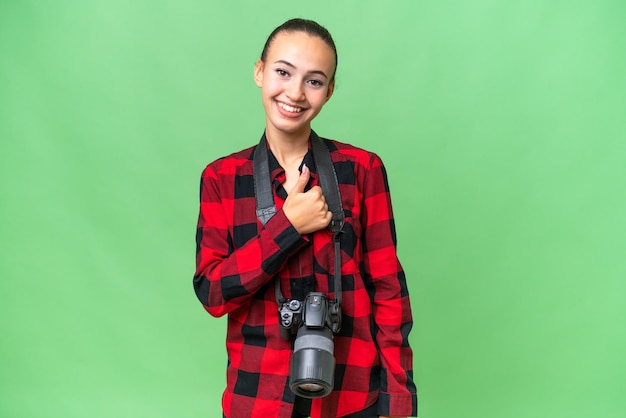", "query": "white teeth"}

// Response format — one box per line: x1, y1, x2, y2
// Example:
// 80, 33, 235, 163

278, 102, 302, 113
